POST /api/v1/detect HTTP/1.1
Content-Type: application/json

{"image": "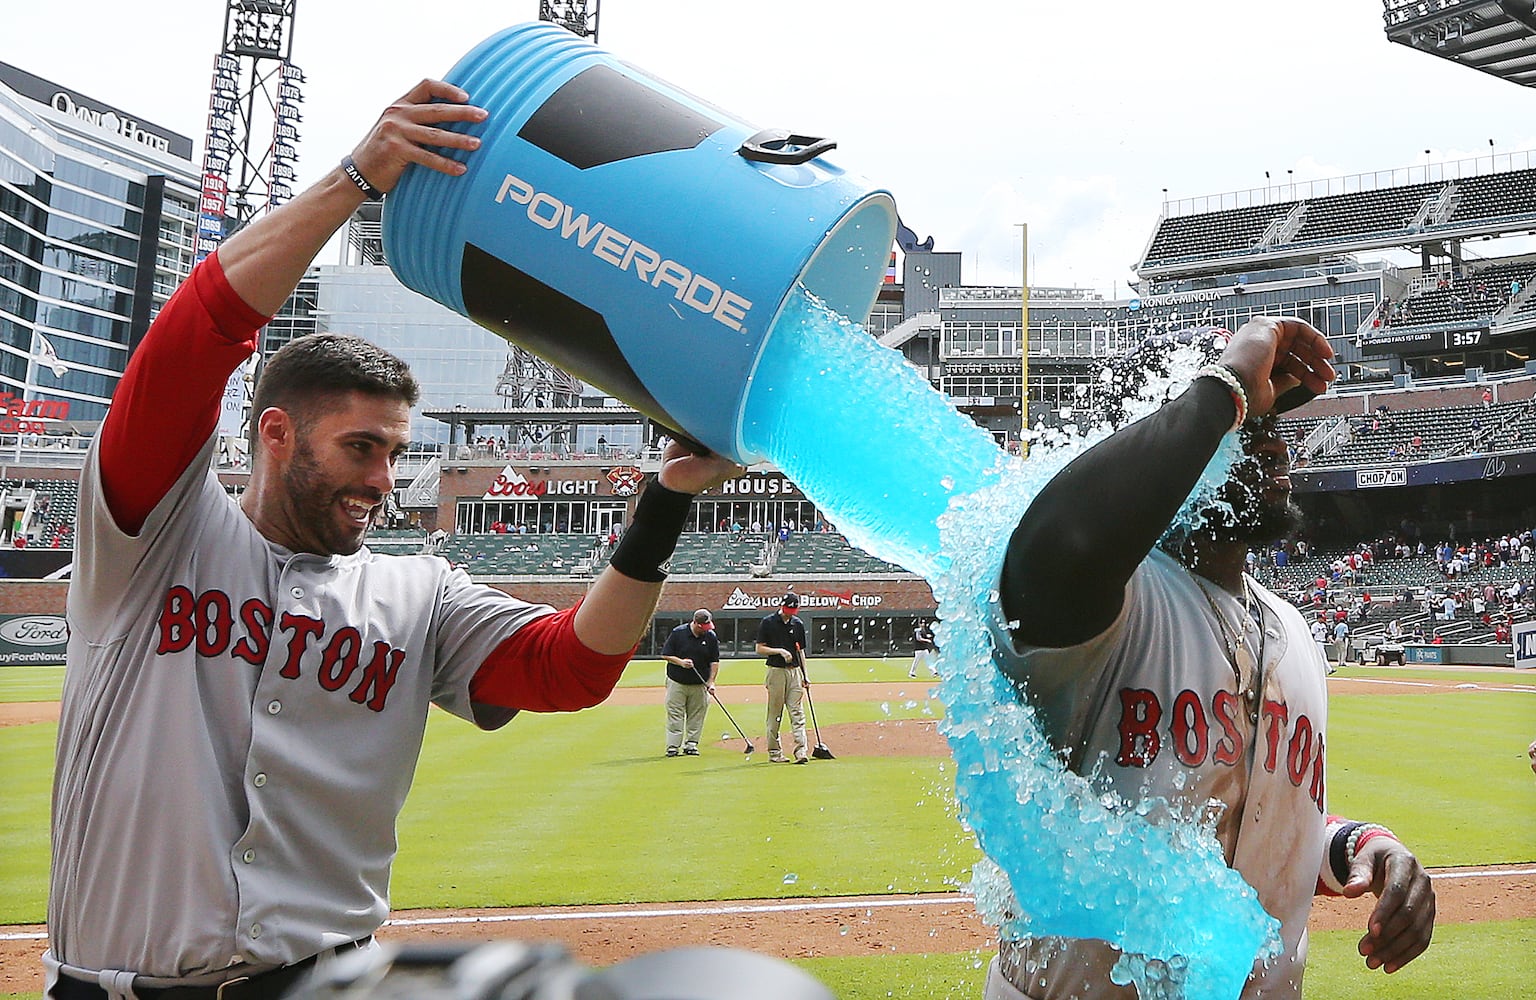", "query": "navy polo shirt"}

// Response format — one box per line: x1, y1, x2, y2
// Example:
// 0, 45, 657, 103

756, 611, 806, 667
662, 624, 720, 684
